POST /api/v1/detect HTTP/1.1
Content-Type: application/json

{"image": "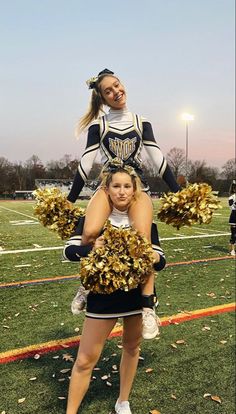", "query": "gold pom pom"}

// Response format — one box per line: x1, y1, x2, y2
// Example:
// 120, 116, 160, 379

33, 188, 85, 239
80, 221, 154, 294
157, 183, 221, 229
